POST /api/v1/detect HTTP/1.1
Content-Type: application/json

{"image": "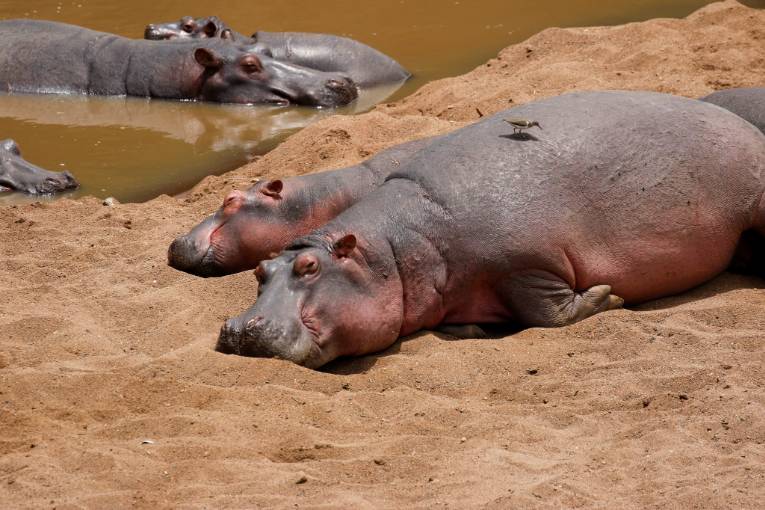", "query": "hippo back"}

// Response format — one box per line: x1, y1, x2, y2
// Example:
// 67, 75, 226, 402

382, 91, 765, 301
253, 31, 410, 87
0, 19, 106, 93
701, 87, 765, 134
